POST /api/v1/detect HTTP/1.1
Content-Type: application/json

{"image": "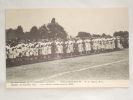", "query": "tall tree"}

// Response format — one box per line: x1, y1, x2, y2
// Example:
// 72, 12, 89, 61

113, 31, 129, 48
15, 25, 24, 39
102, 33, 106, 37
47, 18, 68, 39
38, 24, 48, 39
29, 26, 39, 40
6, 28, 16, 40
